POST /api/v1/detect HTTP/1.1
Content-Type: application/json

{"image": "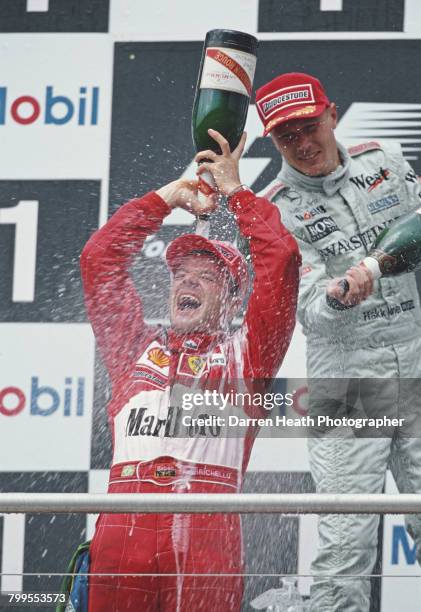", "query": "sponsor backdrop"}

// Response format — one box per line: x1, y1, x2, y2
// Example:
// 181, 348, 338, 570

1, 1, 421, 610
